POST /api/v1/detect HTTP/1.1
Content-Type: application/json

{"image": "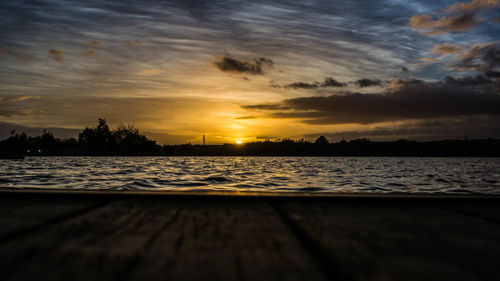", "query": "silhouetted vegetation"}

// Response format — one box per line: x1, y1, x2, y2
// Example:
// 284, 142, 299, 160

1, 119, 160, 156
1, 121, 500, 157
